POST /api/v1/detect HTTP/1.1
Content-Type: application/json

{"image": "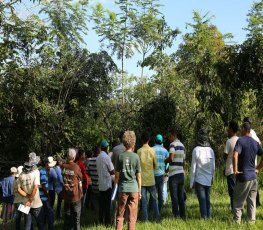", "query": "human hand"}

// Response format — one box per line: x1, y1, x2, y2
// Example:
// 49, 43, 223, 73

25, 201, 31, 207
